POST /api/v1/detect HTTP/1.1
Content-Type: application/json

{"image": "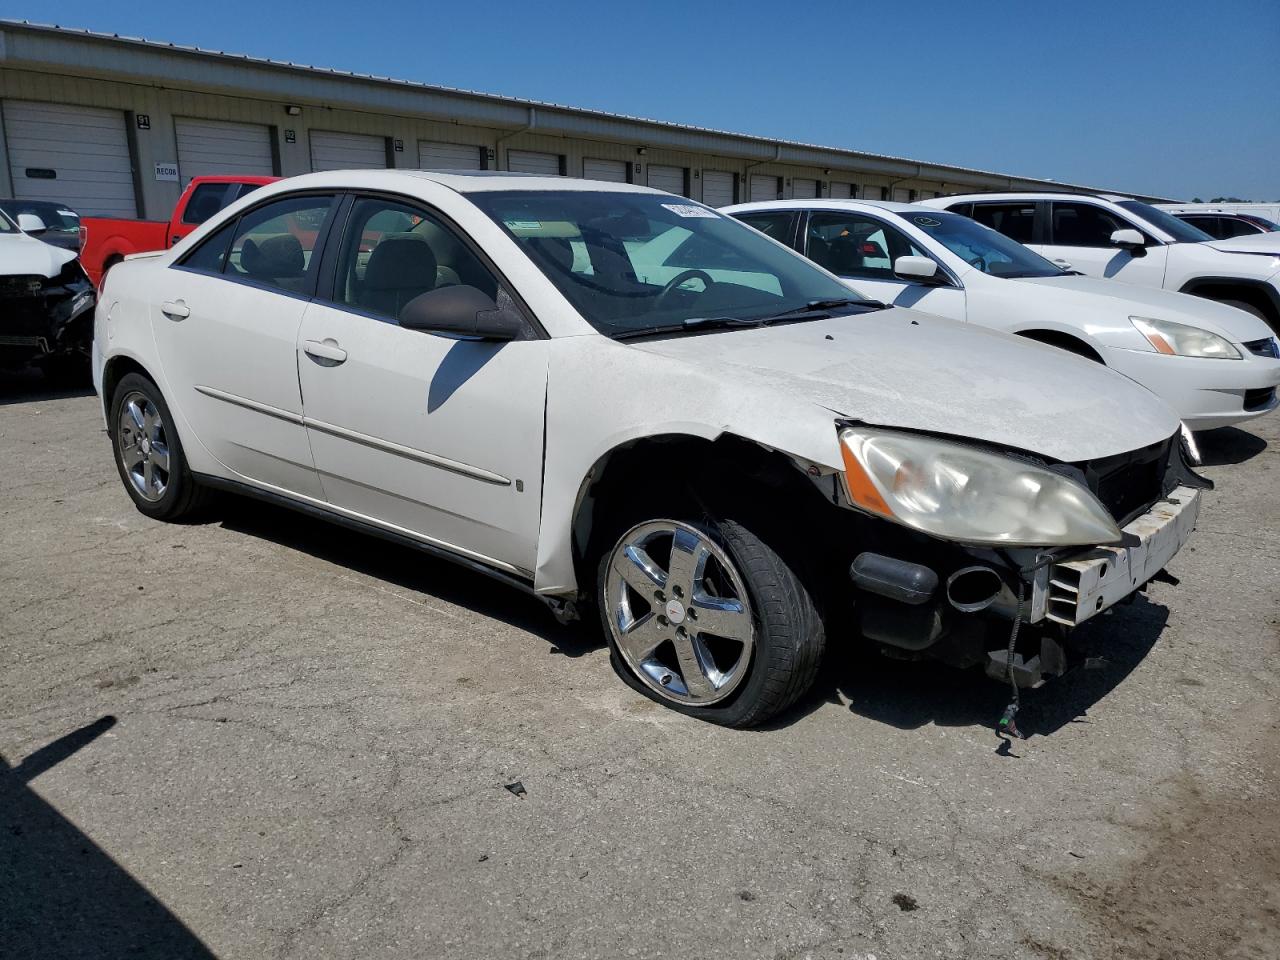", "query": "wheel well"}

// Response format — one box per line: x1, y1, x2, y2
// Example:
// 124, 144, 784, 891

1180, 282, 1279, 327
570, 433, 831, 594
101, 356, 154, 426
1015, 329, 1105, 363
